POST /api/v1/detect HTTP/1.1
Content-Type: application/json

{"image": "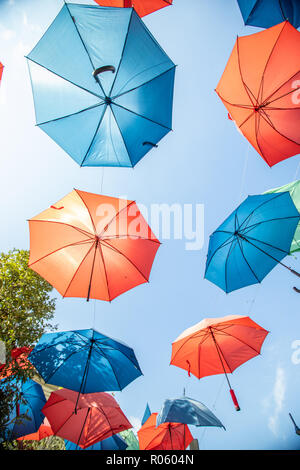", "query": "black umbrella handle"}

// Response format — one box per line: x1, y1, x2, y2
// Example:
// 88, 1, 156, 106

93, 66, 116, 80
